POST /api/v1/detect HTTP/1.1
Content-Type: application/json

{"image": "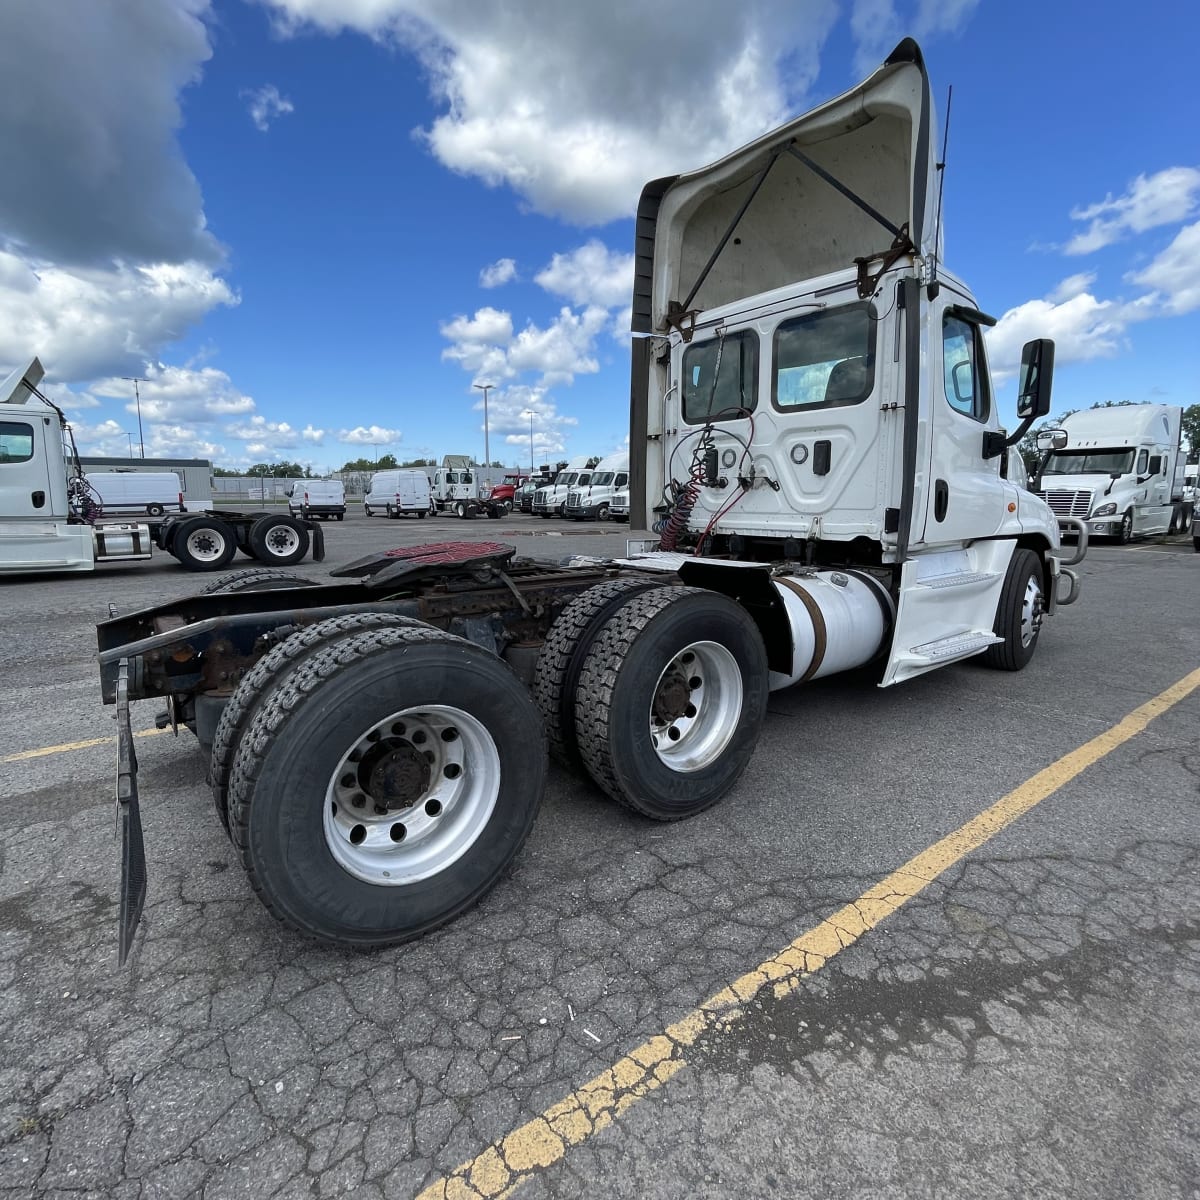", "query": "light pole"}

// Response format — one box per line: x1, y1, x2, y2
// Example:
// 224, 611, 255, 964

523, 410, 536, 476
121, 376, 149, 458
125, 431, 134, 458
474, 382, 494, 472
